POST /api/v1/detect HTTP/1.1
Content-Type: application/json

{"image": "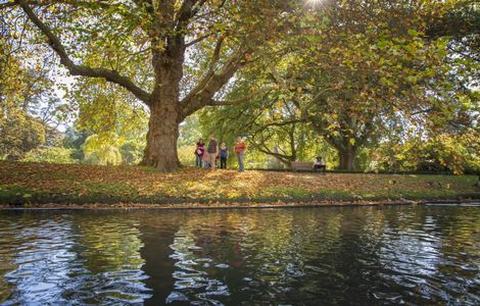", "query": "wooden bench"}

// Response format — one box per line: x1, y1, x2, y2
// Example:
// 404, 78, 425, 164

291, 161, 326, 173
291, 161, 314, 171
